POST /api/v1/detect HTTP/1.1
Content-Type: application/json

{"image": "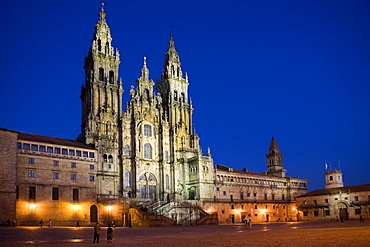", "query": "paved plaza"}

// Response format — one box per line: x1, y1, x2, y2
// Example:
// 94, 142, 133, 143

0, 221, 369, 247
